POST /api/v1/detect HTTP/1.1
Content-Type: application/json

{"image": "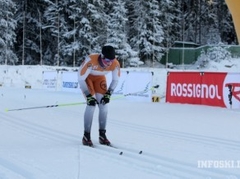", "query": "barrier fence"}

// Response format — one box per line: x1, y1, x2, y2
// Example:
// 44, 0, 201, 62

42, 70, 154, 102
